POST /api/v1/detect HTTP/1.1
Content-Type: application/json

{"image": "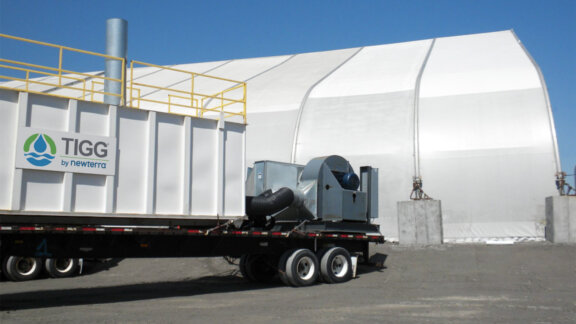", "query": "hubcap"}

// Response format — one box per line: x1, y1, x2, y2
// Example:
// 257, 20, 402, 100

15, 257, 37, 276
296, 256, 315, 280
331, 255, 349, 278
55, 259, 74, 273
